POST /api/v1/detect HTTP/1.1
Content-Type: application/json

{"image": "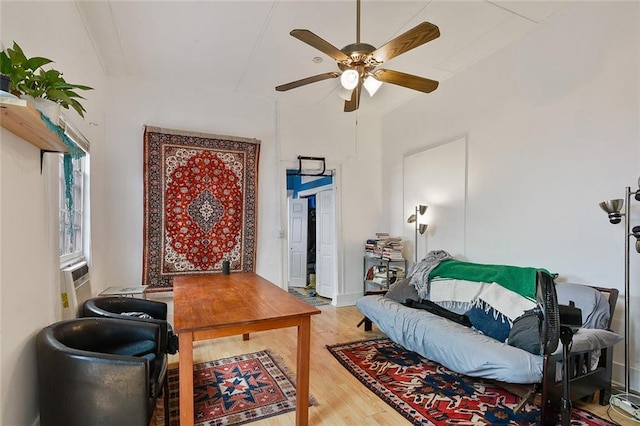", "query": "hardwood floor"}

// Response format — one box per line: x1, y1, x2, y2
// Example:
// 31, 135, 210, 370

153, 300, 626, 425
